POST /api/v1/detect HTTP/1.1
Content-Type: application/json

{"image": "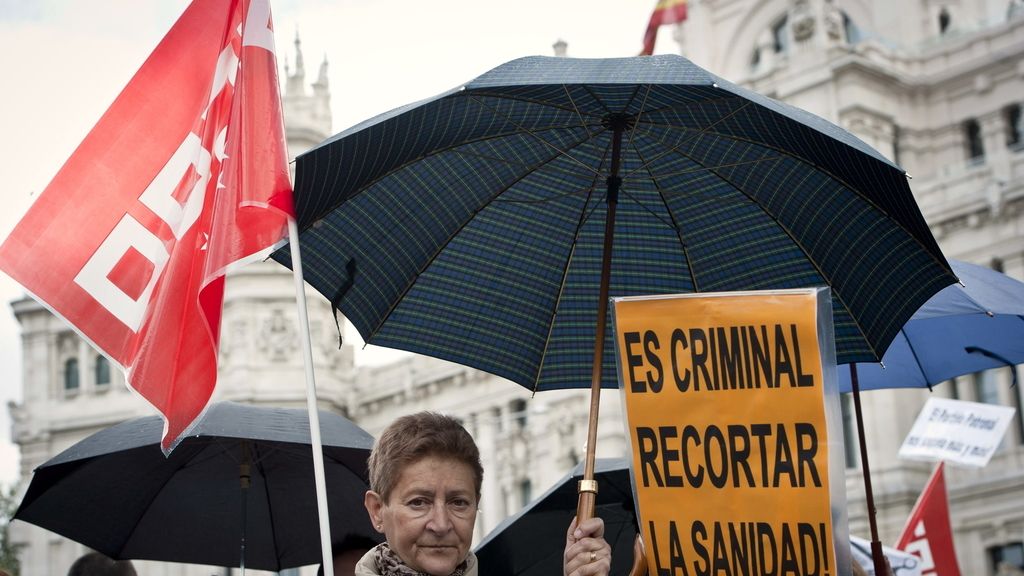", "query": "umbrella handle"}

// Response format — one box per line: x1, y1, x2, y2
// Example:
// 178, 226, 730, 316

628, 534, 648, 576
575, 480, 598, 522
